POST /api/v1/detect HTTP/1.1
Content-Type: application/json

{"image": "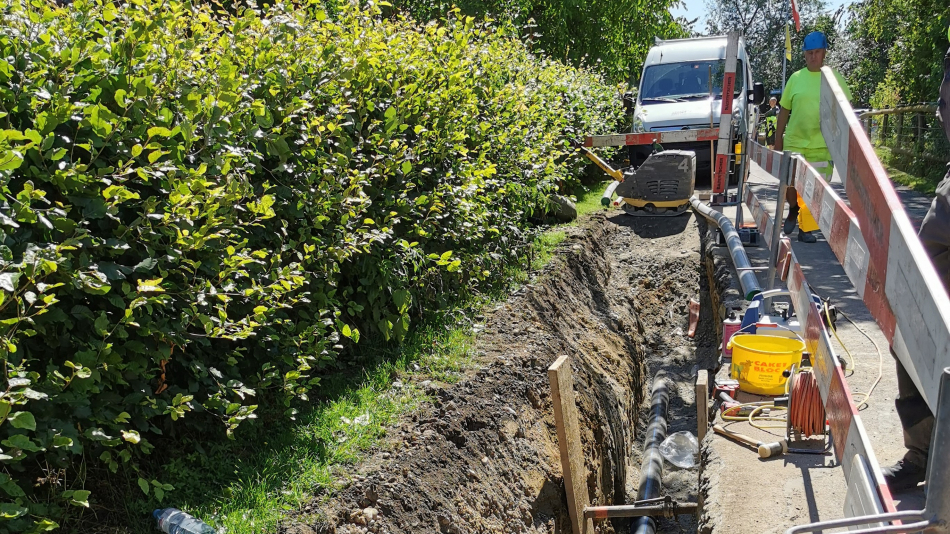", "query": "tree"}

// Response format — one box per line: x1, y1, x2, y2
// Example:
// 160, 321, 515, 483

704, 0, 836, 96
842, 0, 949, 107
825, 2, 889, 107
389, 0, 688, 82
